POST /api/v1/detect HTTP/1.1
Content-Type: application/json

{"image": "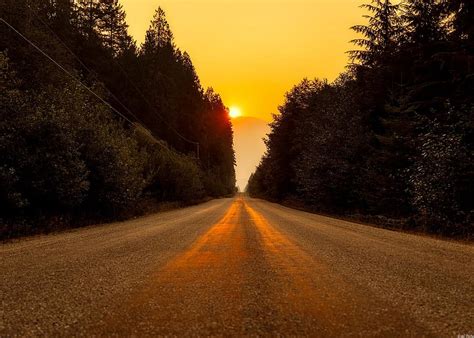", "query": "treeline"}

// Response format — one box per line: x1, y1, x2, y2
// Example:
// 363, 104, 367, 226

0, 0, 235, 238
248, 0, 473, 237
